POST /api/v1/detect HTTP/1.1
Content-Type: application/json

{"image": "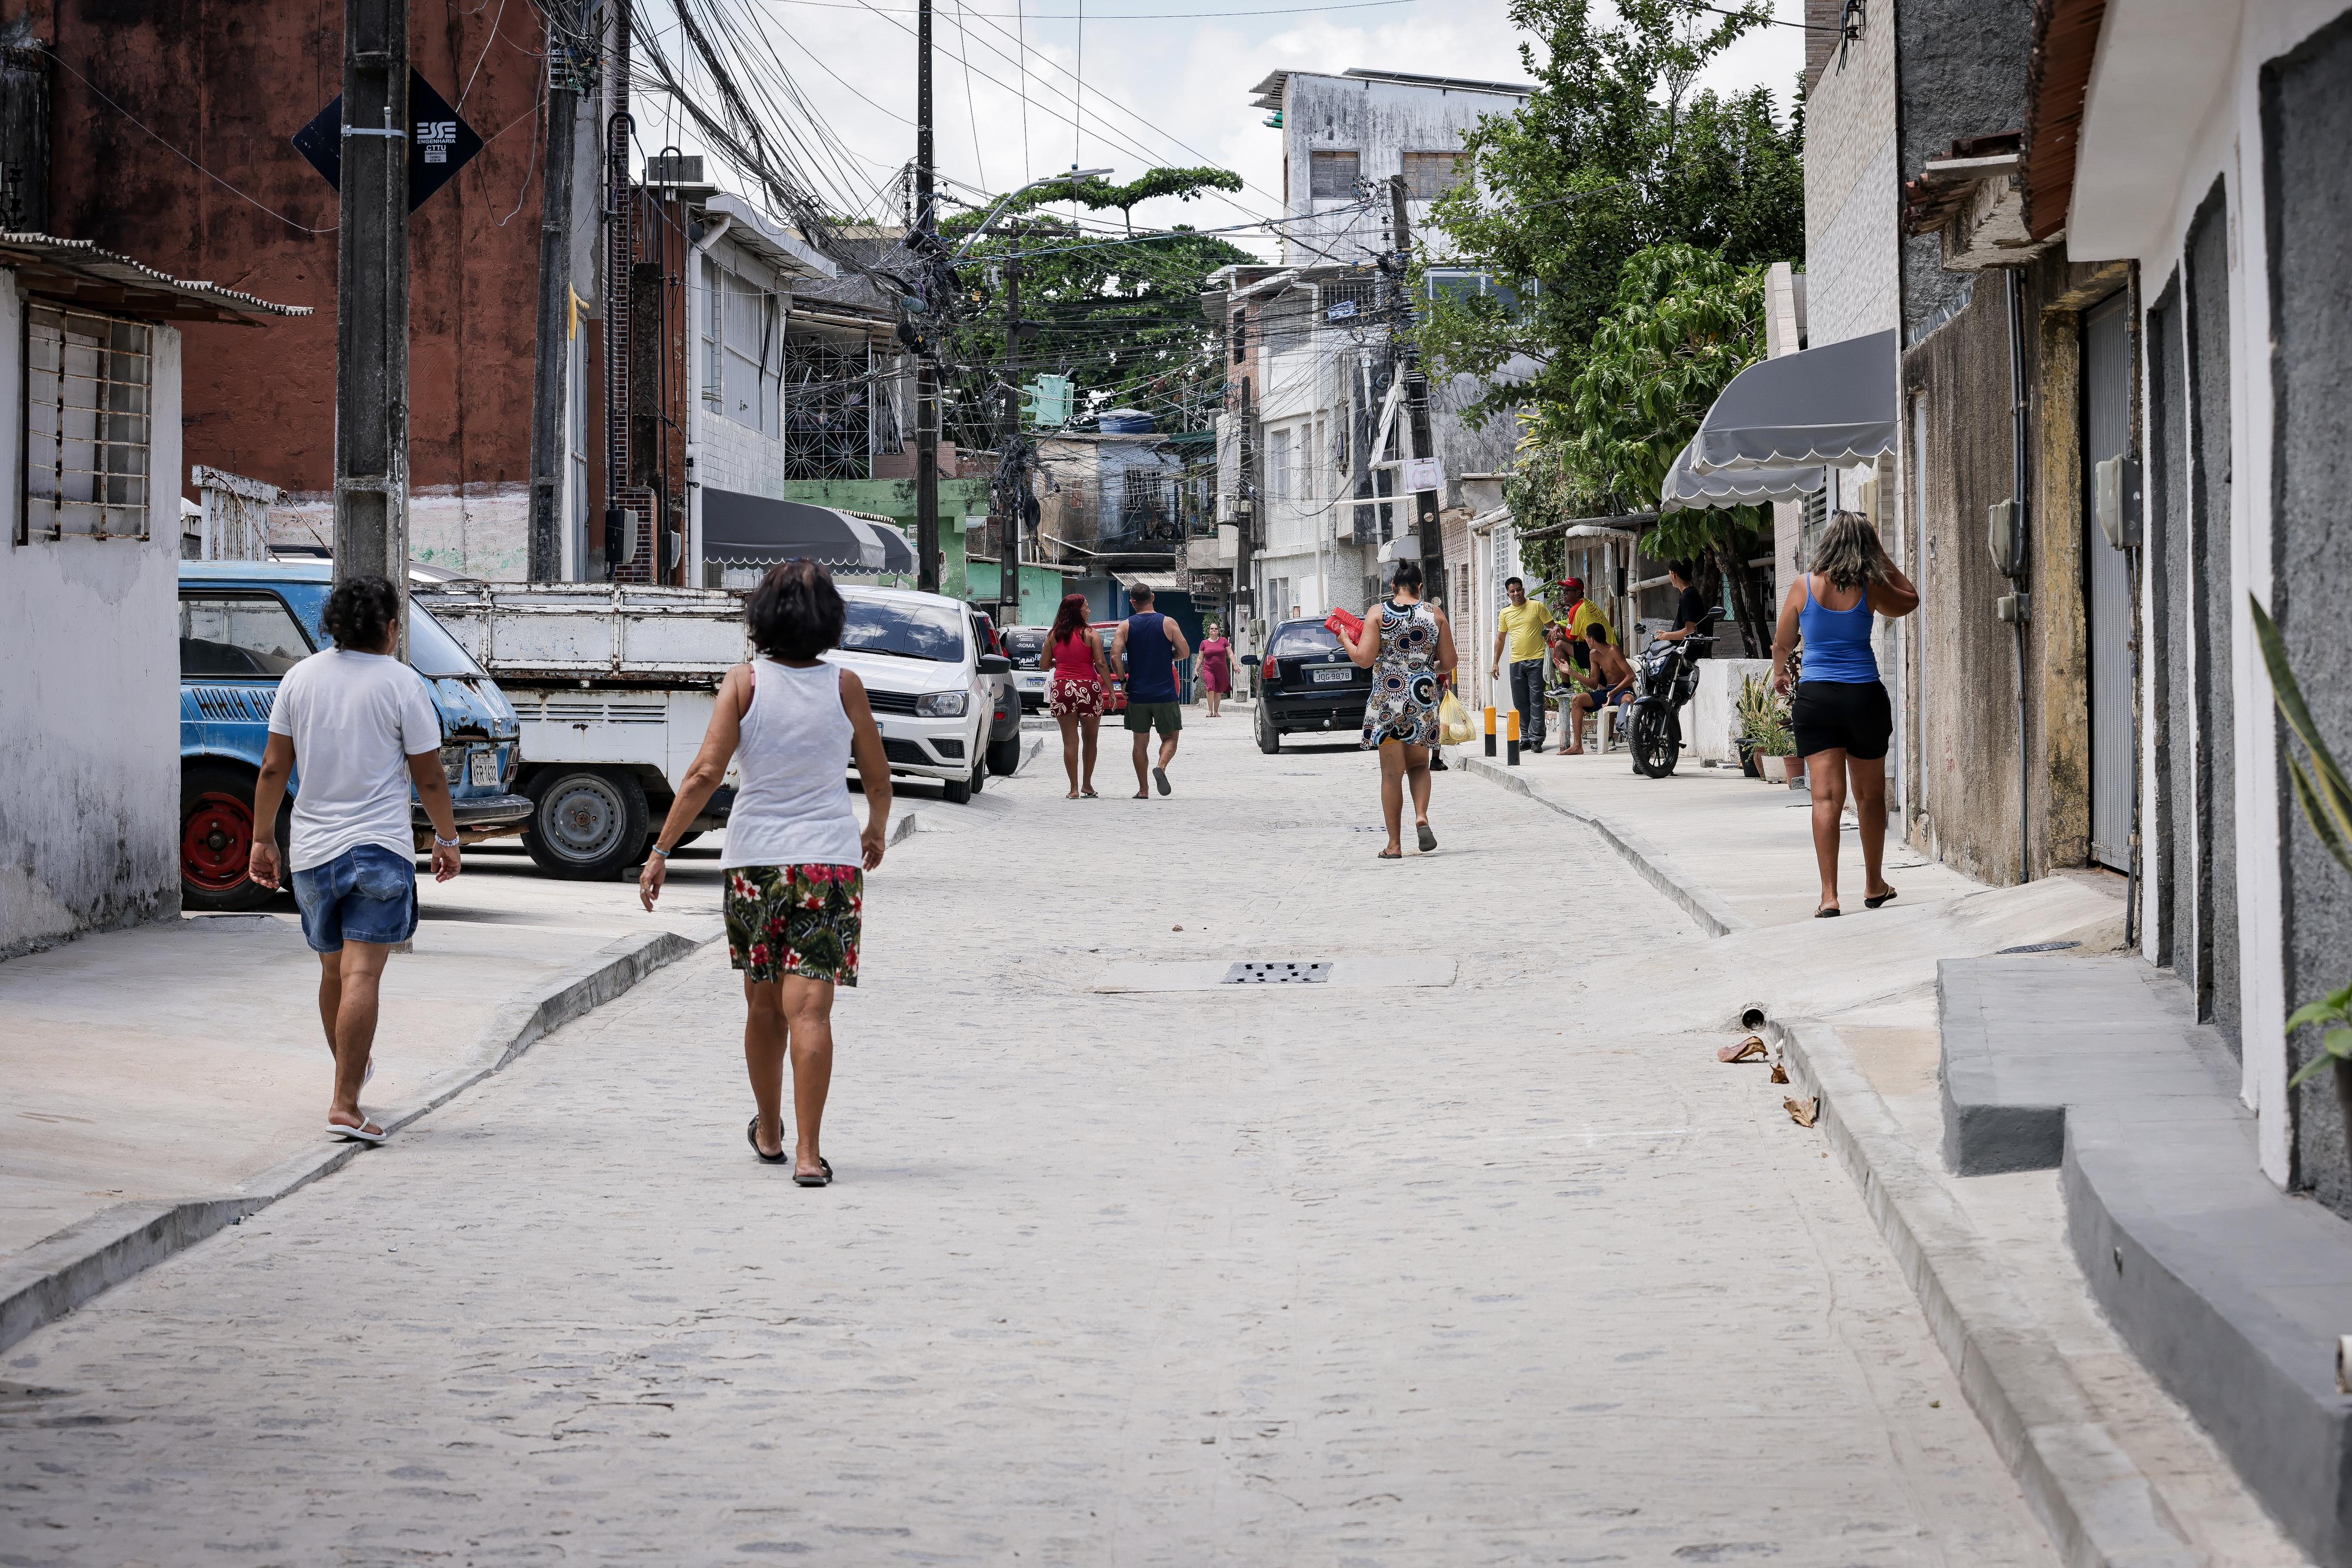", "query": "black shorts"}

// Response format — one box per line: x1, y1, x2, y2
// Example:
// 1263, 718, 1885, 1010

1792, 679, 1892, 760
